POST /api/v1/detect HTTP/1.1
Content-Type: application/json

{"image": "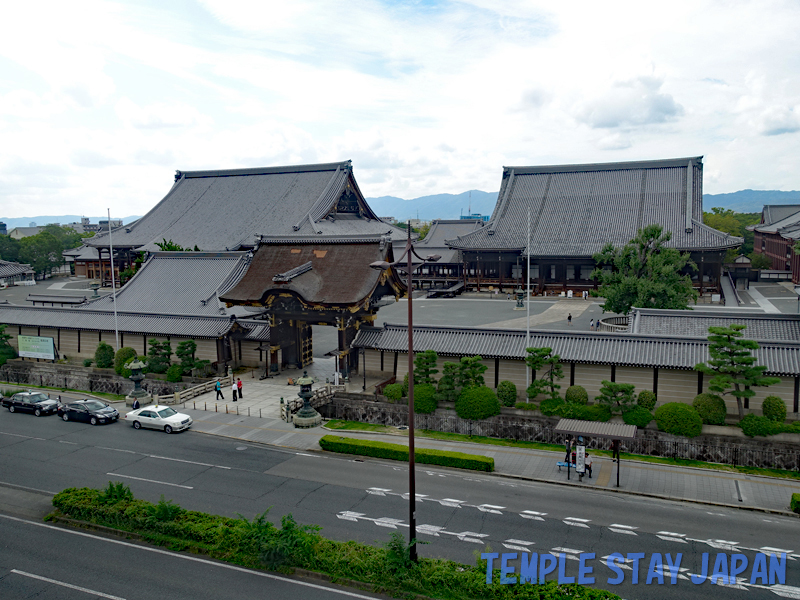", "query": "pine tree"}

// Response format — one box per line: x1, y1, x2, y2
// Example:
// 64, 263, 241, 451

695, 324, 780, 419
525, 347, 564, 400
413, 350, 439, 385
